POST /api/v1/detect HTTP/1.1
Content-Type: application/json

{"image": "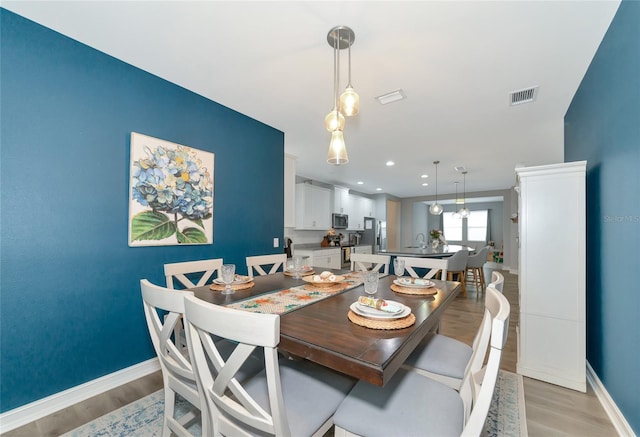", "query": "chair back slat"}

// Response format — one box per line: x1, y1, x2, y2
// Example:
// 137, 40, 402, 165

397, 256, 448, 279
246, 254, 287, 279
350, 253, 391, 274
490, 271, 505, 292
164, 259, 223, 289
